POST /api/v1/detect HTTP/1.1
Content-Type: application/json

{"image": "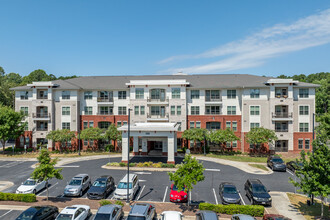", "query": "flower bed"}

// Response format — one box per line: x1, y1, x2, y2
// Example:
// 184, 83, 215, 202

106, 161, 180, 168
